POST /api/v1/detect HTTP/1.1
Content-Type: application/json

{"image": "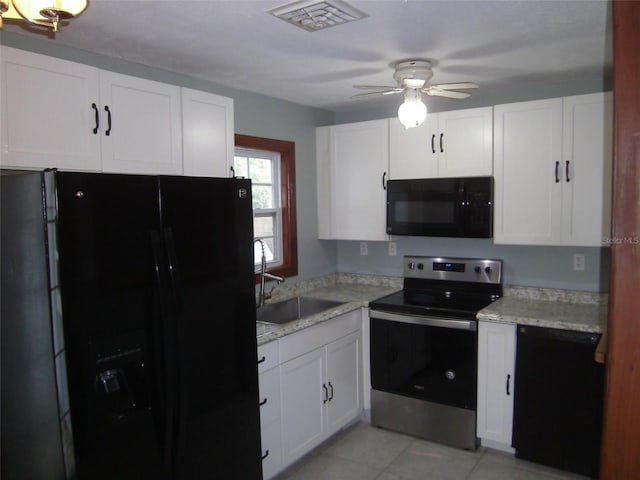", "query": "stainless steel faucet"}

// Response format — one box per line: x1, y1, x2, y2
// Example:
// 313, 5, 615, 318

255, 239, 284, 307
